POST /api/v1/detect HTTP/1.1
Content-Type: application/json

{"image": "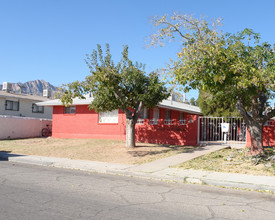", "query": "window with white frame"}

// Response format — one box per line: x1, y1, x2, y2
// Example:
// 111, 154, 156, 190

179, 112, 187, 125
150, 108, 159, 124
164, 110, 173, 125
64, 106, 76, 114
137, 106, 148, 124
32, 104, 44, 113
99, 109, 118, 123
5, 100, 19, 111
